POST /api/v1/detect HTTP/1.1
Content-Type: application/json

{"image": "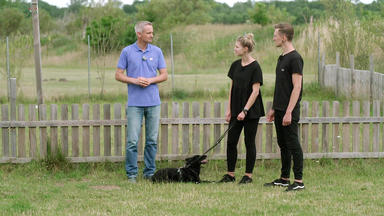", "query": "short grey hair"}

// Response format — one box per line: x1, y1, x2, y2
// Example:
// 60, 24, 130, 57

134, 21, 152, 33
